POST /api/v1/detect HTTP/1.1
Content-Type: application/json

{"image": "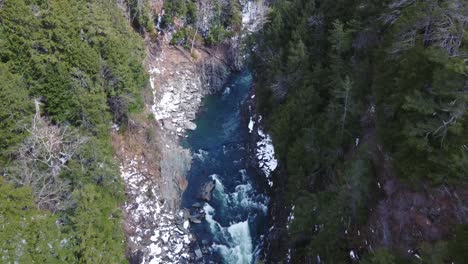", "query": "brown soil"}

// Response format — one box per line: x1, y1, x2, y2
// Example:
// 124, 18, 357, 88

347, 104, 468, 256
111, 113, 162, 182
